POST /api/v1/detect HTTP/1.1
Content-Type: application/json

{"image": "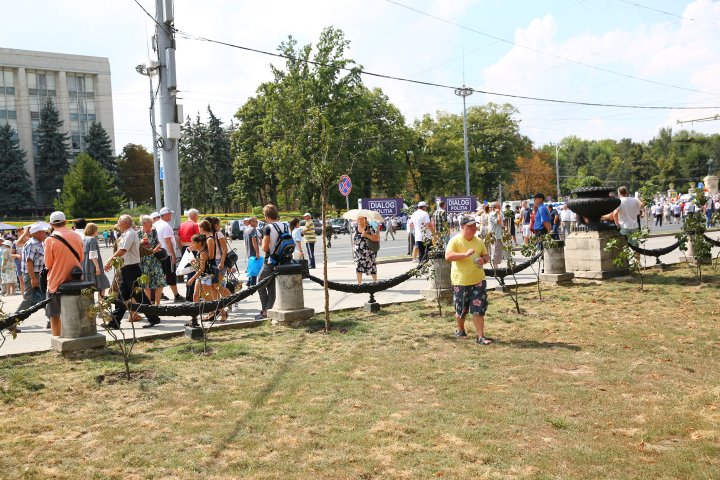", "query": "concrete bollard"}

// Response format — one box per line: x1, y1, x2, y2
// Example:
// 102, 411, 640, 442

539, 241, 574, 284
267, 264, 314, 326
421, 255, 453, 303
51, 280, 106, 353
